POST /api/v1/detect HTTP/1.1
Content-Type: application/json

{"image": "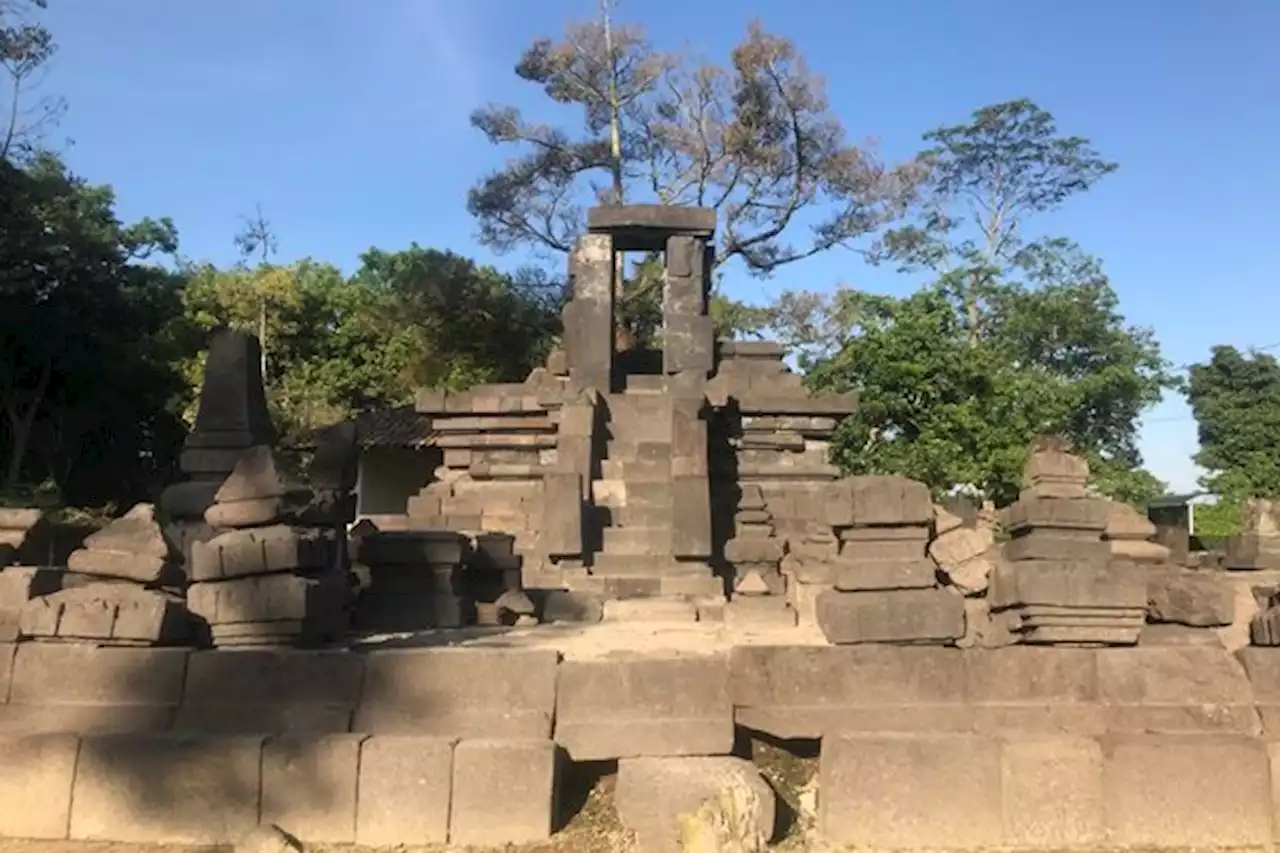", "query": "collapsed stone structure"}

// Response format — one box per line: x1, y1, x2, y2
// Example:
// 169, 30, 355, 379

19, 504, 189, 646
4, 207, 1280, 851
